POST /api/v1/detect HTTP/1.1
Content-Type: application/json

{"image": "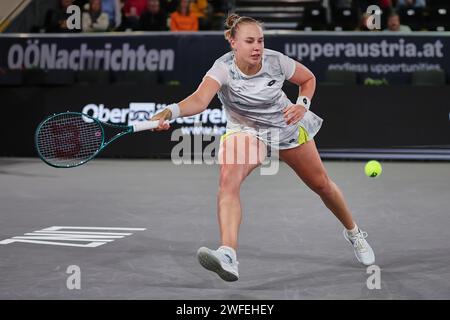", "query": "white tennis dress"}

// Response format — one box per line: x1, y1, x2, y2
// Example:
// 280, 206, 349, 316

205, 48, 323, 149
